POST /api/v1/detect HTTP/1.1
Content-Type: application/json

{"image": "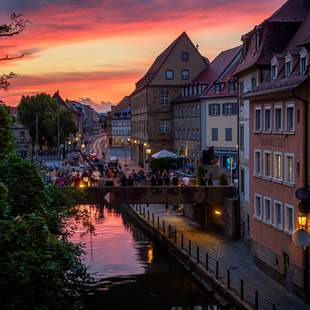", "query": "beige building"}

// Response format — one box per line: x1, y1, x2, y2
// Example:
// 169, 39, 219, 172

130, 32, 208, 167
11, 120, 33, 159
